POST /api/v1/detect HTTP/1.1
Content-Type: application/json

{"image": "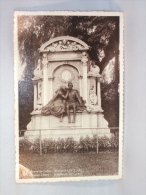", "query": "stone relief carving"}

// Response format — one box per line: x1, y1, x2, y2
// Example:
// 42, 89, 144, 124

61, 70, 72, 82
87, 80, 102, 112
87, 104, 103, 112
88, 60, 100, 77
81, 52, 88, 64
42, 54, 48, 66
35, 82, 42, 111
89, 85, 97, 105
45, 40, 85, 52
